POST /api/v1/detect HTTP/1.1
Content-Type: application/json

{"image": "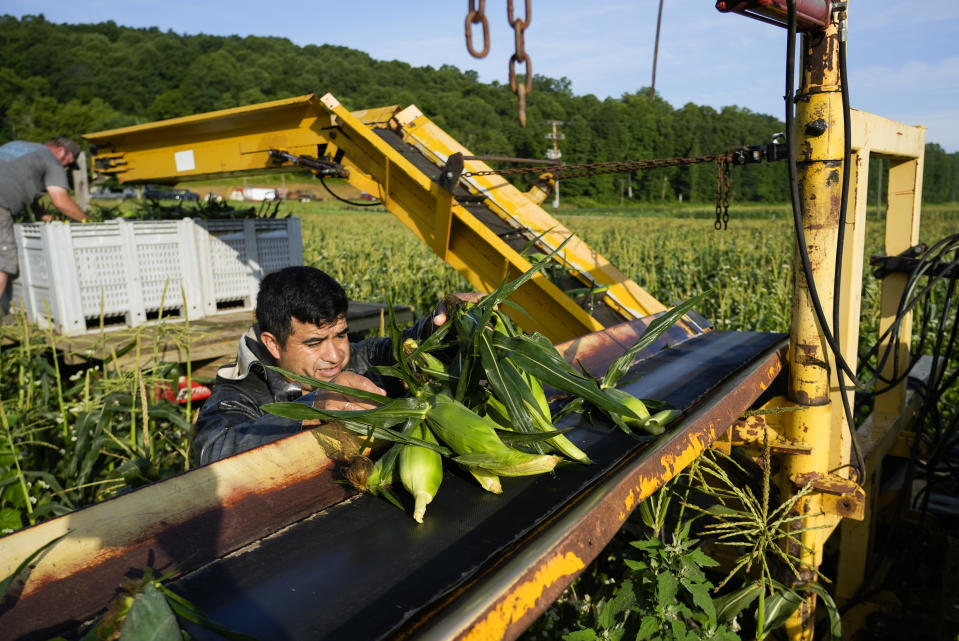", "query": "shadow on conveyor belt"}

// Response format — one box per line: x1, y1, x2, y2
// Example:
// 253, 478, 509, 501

173, 330, 787, 641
